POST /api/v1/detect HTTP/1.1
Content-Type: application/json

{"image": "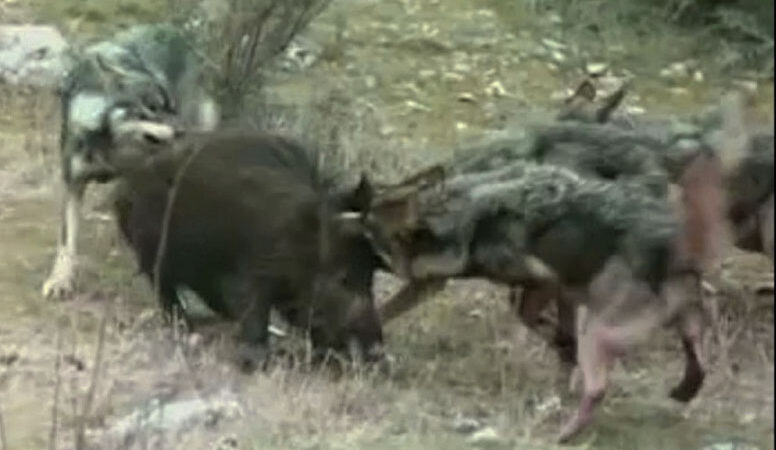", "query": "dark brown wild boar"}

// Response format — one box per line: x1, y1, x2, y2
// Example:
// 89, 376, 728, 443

112, 130, 385, 371
363, 148, 729, 442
